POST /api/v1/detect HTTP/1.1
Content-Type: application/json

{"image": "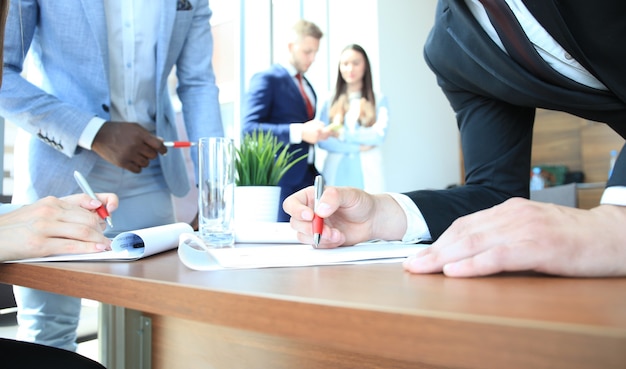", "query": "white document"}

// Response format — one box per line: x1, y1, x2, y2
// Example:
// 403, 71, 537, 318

234, 221, 299, 243
7, 223, 193, 263
178, 232, 429, 271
